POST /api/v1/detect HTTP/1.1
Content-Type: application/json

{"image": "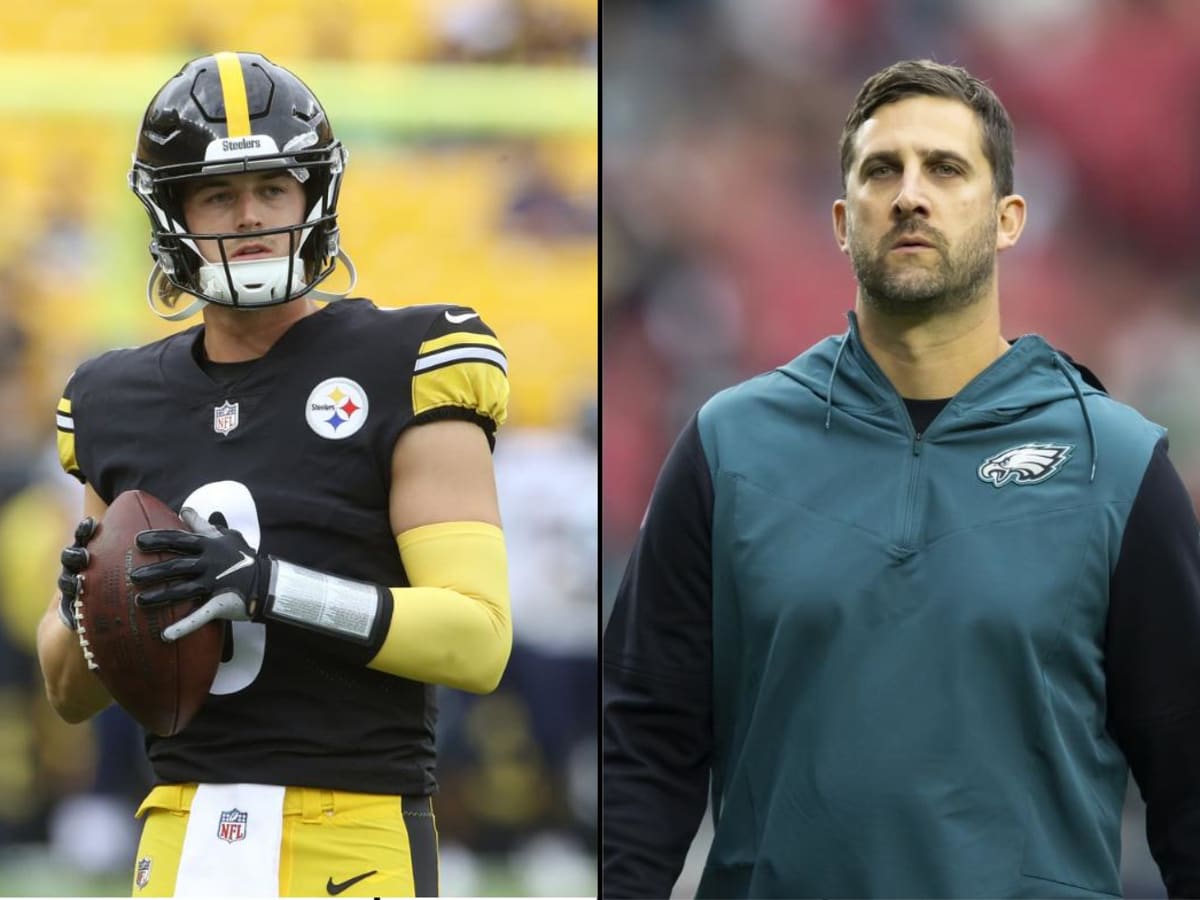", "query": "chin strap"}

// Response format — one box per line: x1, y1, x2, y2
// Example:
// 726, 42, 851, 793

145, 263, 207, 322
310, 248, 357, 302
144, 249, 359, 322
